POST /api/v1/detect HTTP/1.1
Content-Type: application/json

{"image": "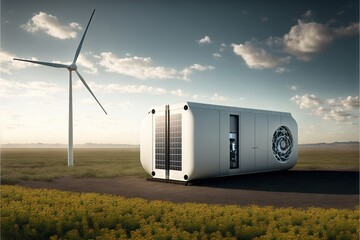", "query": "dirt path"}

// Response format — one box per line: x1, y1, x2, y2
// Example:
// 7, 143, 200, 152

20, 170, 359, 209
